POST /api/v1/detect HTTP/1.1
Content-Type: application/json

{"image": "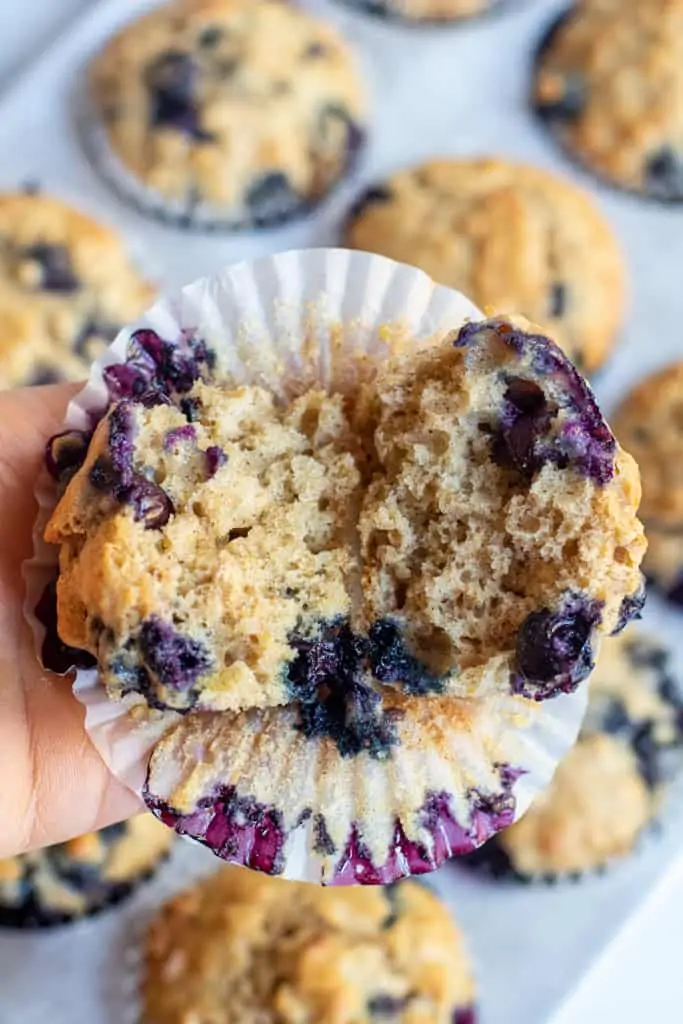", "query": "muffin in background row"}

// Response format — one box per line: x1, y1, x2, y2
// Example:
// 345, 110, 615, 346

0, 192, 153, 389
533, 0, 683, 201
614, 362, 683, 605
85, 0, 367, 230
345, 157, 625, 374
463, 631, 683, 880
0, 816, 172, 928
142, 866, 477, 1023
